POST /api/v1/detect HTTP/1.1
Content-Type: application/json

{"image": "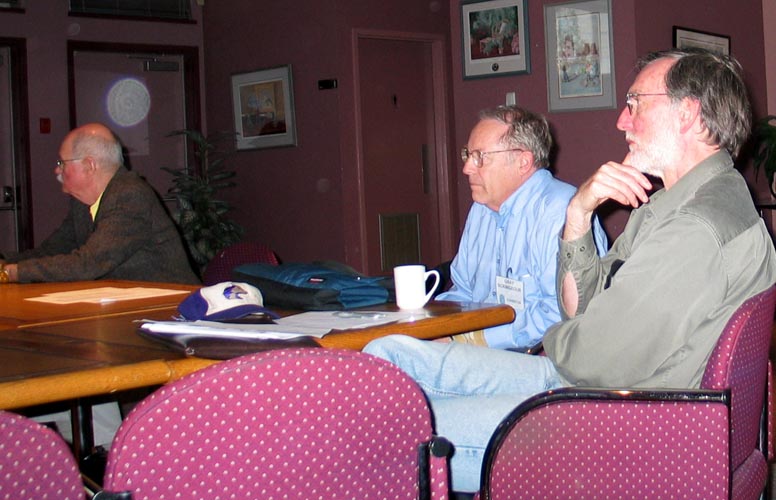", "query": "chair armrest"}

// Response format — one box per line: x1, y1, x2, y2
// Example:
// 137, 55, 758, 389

480, 387, 731, 500
418, 436, 453, 500
765, 360, 774, 461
